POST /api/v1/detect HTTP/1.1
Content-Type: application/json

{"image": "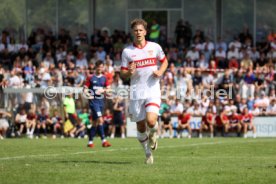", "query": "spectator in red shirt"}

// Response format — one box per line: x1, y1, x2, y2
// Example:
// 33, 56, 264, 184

228, 109, 242, 136
26, 109, 36, 139
199, 107, 214, 138
177, 109, 192, 139
228, 57, 239, 71
241, 107, 256, 138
